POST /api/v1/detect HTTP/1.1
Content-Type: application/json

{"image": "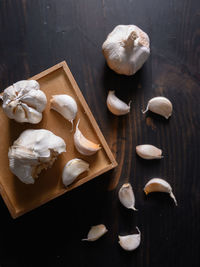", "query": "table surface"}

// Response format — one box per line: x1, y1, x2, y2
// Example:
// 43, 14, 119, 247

0, 0, 200, 266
